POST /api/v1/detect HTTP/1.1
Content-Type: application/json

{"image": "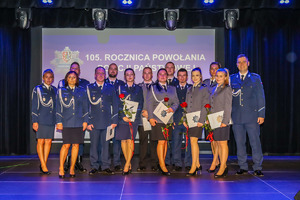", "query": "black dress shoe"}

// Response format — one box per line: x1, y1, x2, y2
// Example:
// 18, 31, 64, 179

89, 168, 98, 175
75, 156, 87, 173
254, 170, 264, 177
235, 169, 248, 175
151, 166, 158, 171
185, 166, 191, 171
173, 166, 182, 171
114, 165, 123, 172
103, 168, 115, 175
69, 173, 76, 178
214, 167, 228, 178
97, 166, 102, 173
137, 166, 146, 171
40, 165, 51, 175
